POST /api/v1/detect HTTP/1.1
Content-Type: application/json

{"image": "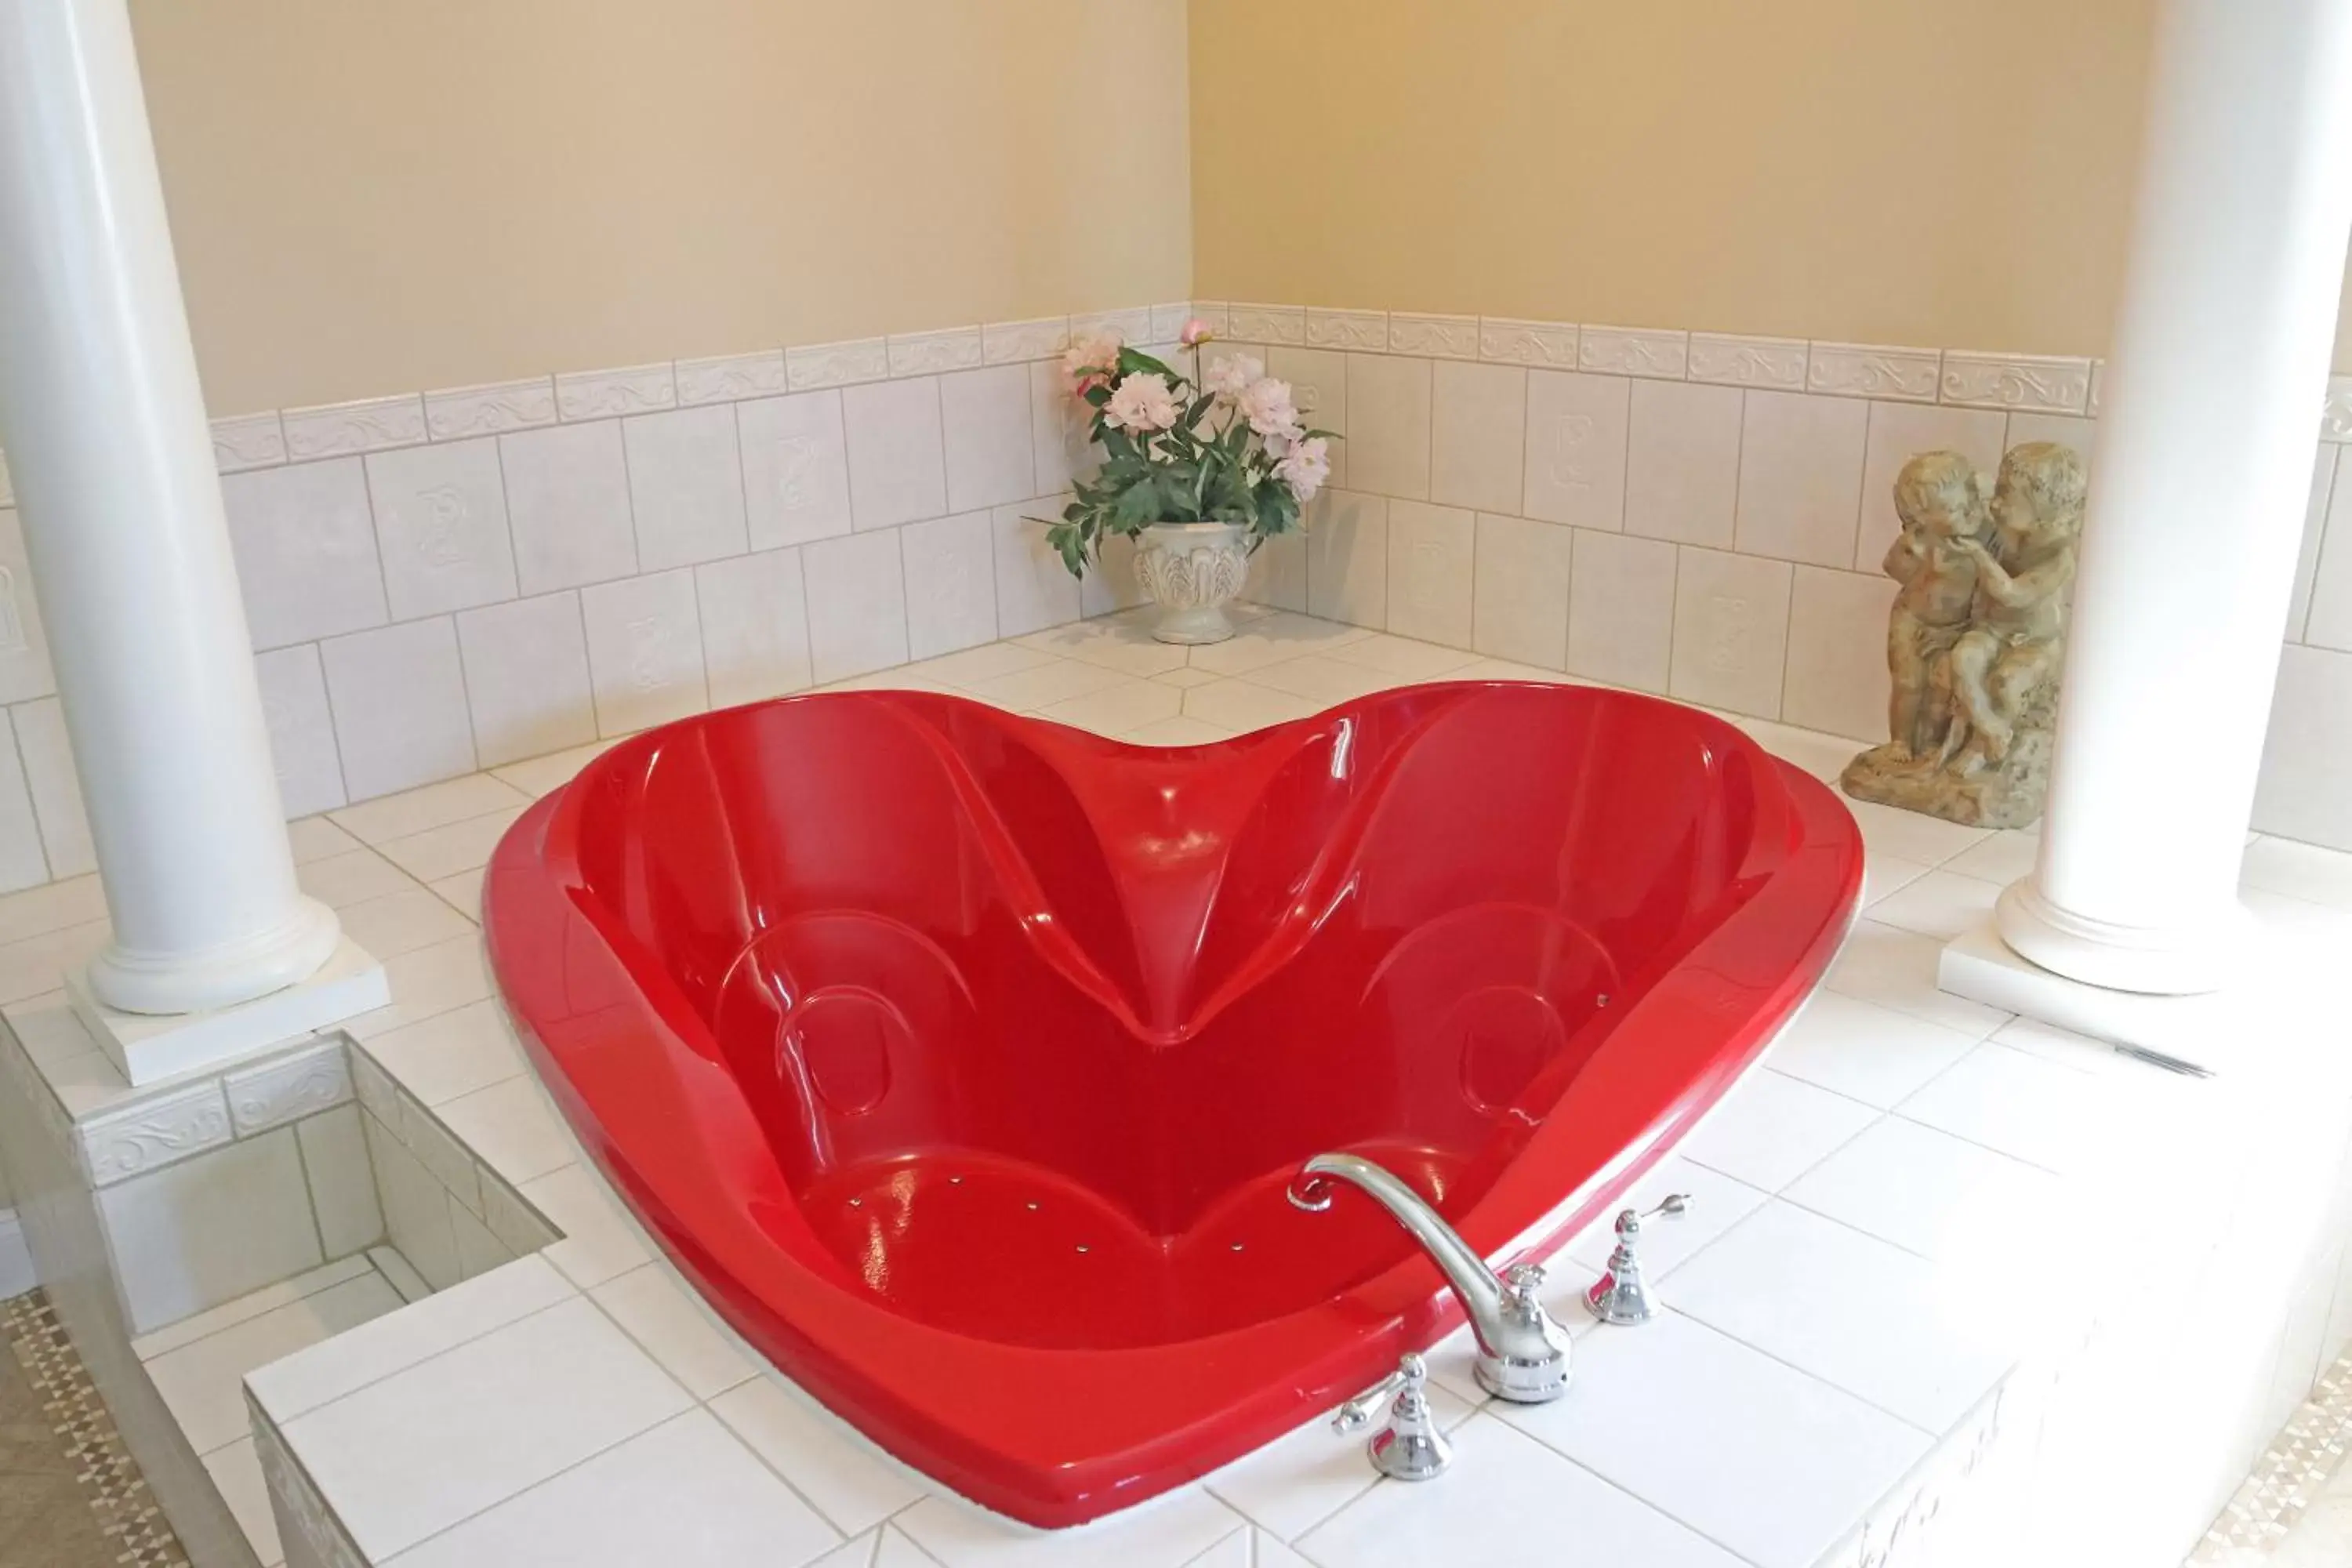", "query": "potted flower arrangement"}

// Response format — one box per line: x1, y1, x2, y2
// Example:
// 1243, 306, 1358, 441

1044, 321, 1334, 644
